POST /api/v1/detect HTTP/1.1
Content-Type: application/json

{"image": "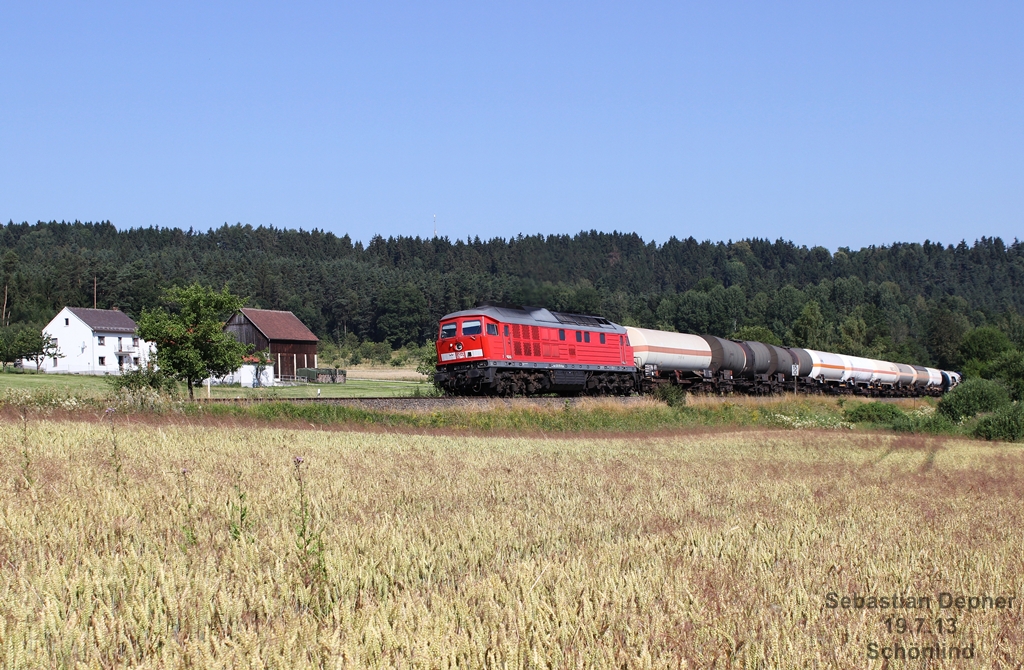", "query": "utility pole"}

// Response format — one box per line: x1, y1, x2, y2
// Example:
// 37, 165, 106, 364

93, 276, 97, 309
